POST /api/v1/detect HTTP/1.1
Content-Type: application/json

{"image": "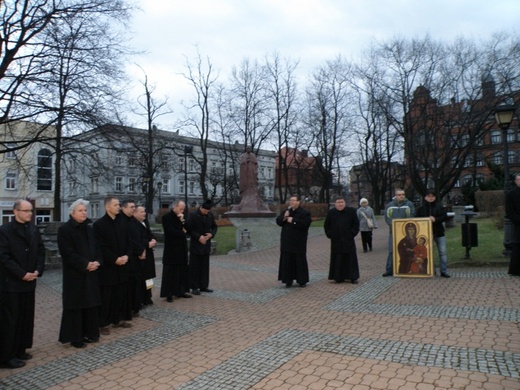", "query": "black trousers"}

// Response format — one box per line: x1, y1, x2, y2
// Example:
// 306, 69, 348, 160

0, 291, 35, 362
189, 253, 210, 290
98, 282, 132, 327
360, 231, 373, 251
